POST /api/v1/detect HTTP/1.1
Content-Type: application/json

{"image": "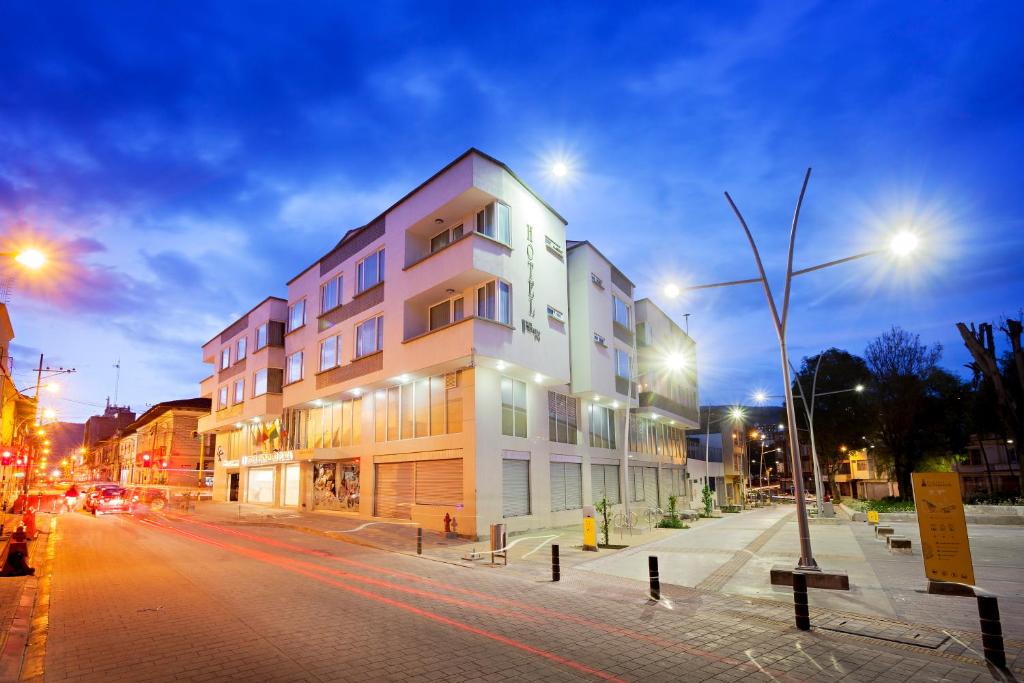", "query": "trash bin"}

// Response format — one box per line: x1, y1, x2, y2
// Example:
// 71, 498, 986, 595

489, 523, 507, 565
